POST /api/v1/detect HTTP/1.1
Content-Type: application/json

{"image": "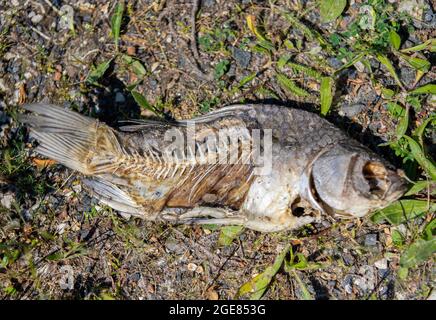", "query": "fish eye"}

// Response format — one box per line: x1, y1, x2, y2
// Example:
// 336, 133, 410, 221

362, 161, 388, 197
